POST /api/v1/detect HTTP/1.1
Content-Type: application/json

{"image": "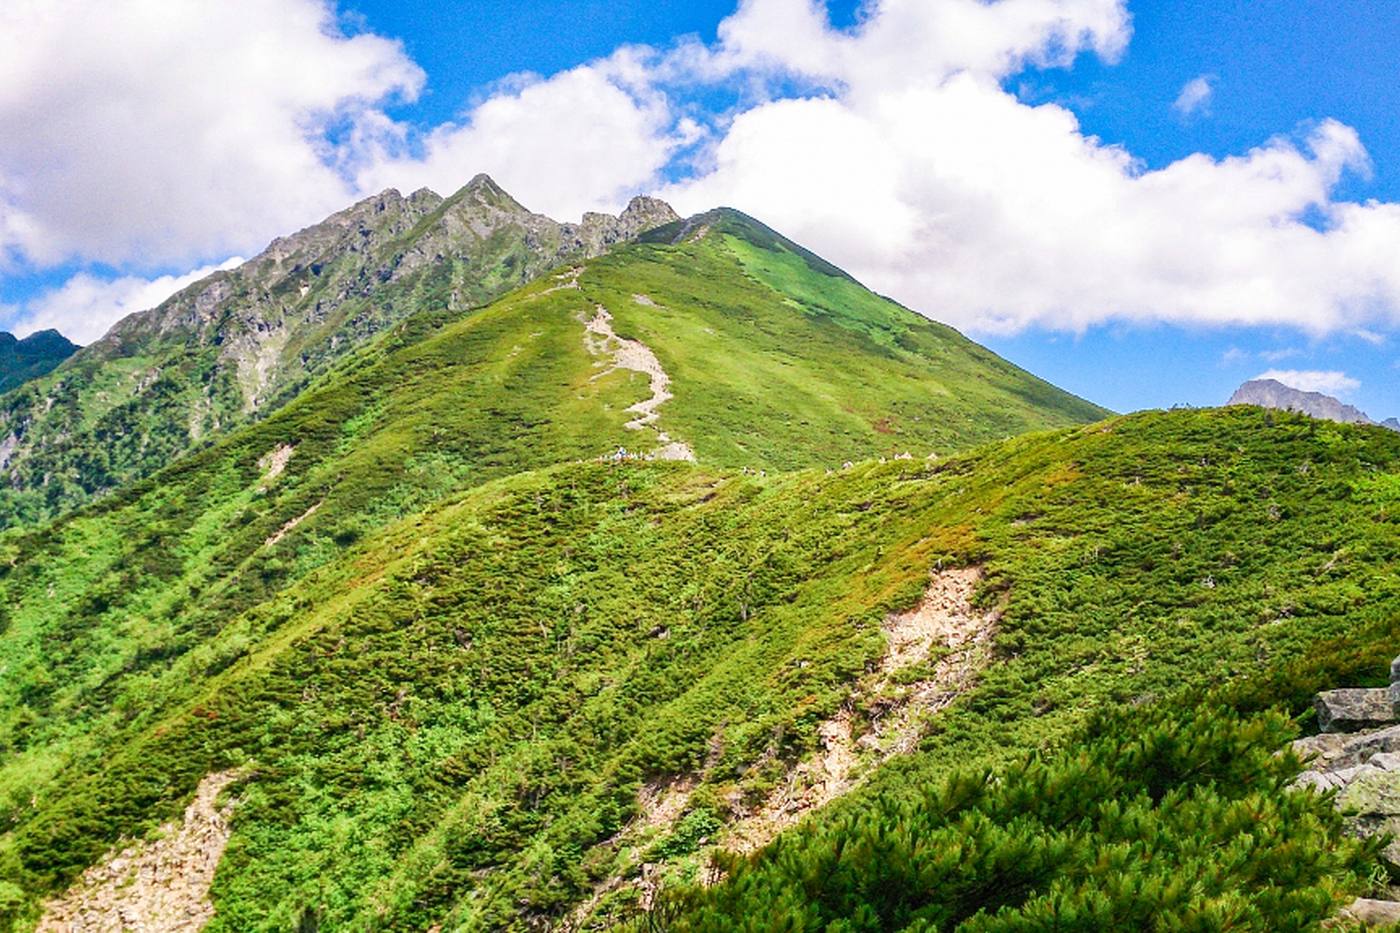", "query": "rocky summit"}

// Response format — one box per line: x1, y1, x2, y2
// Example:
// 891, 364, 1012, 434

1229, 377, 1399, 431
0, 177, 677, 526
